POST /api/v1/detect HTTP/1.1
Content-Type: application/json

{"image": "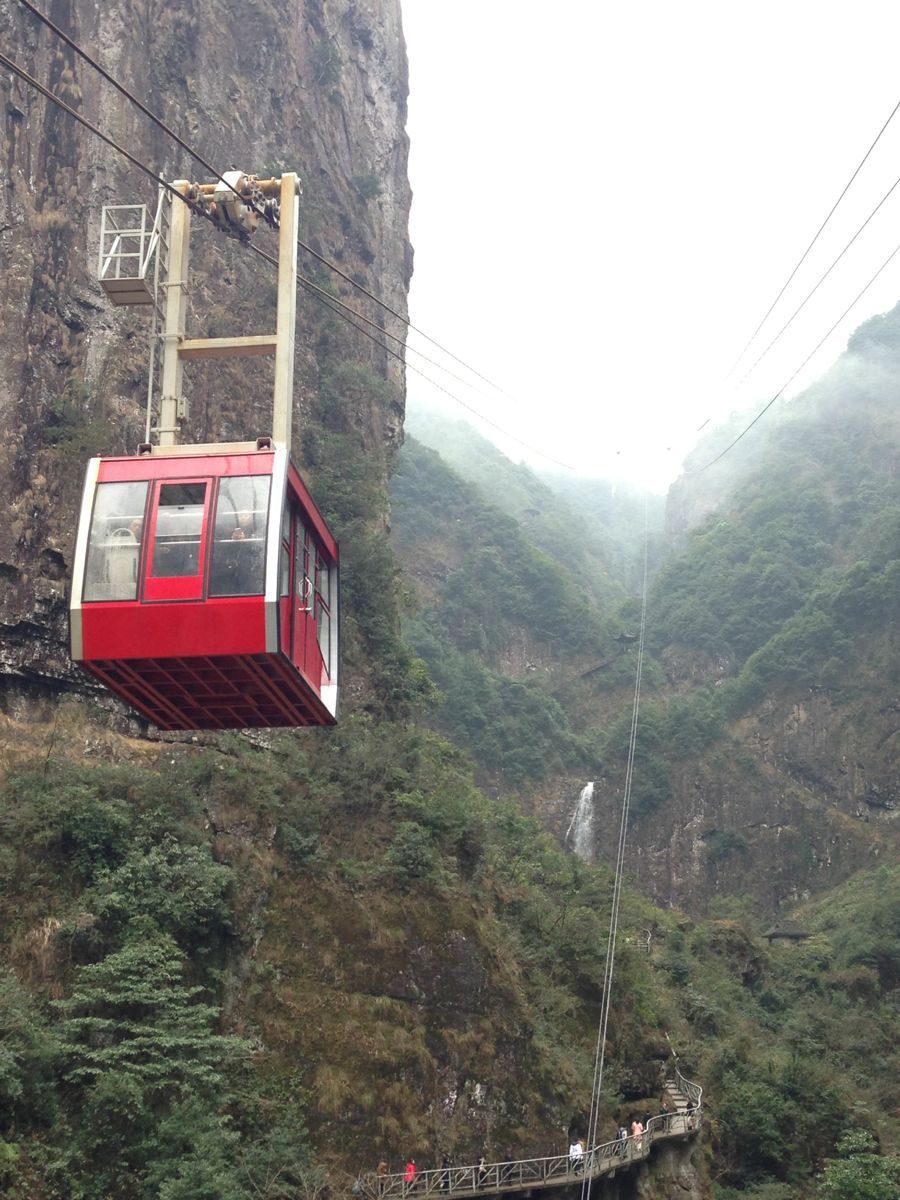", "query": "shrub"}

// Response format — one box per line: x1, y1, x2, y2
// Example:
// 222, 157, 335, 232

383, 822, 438, 887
